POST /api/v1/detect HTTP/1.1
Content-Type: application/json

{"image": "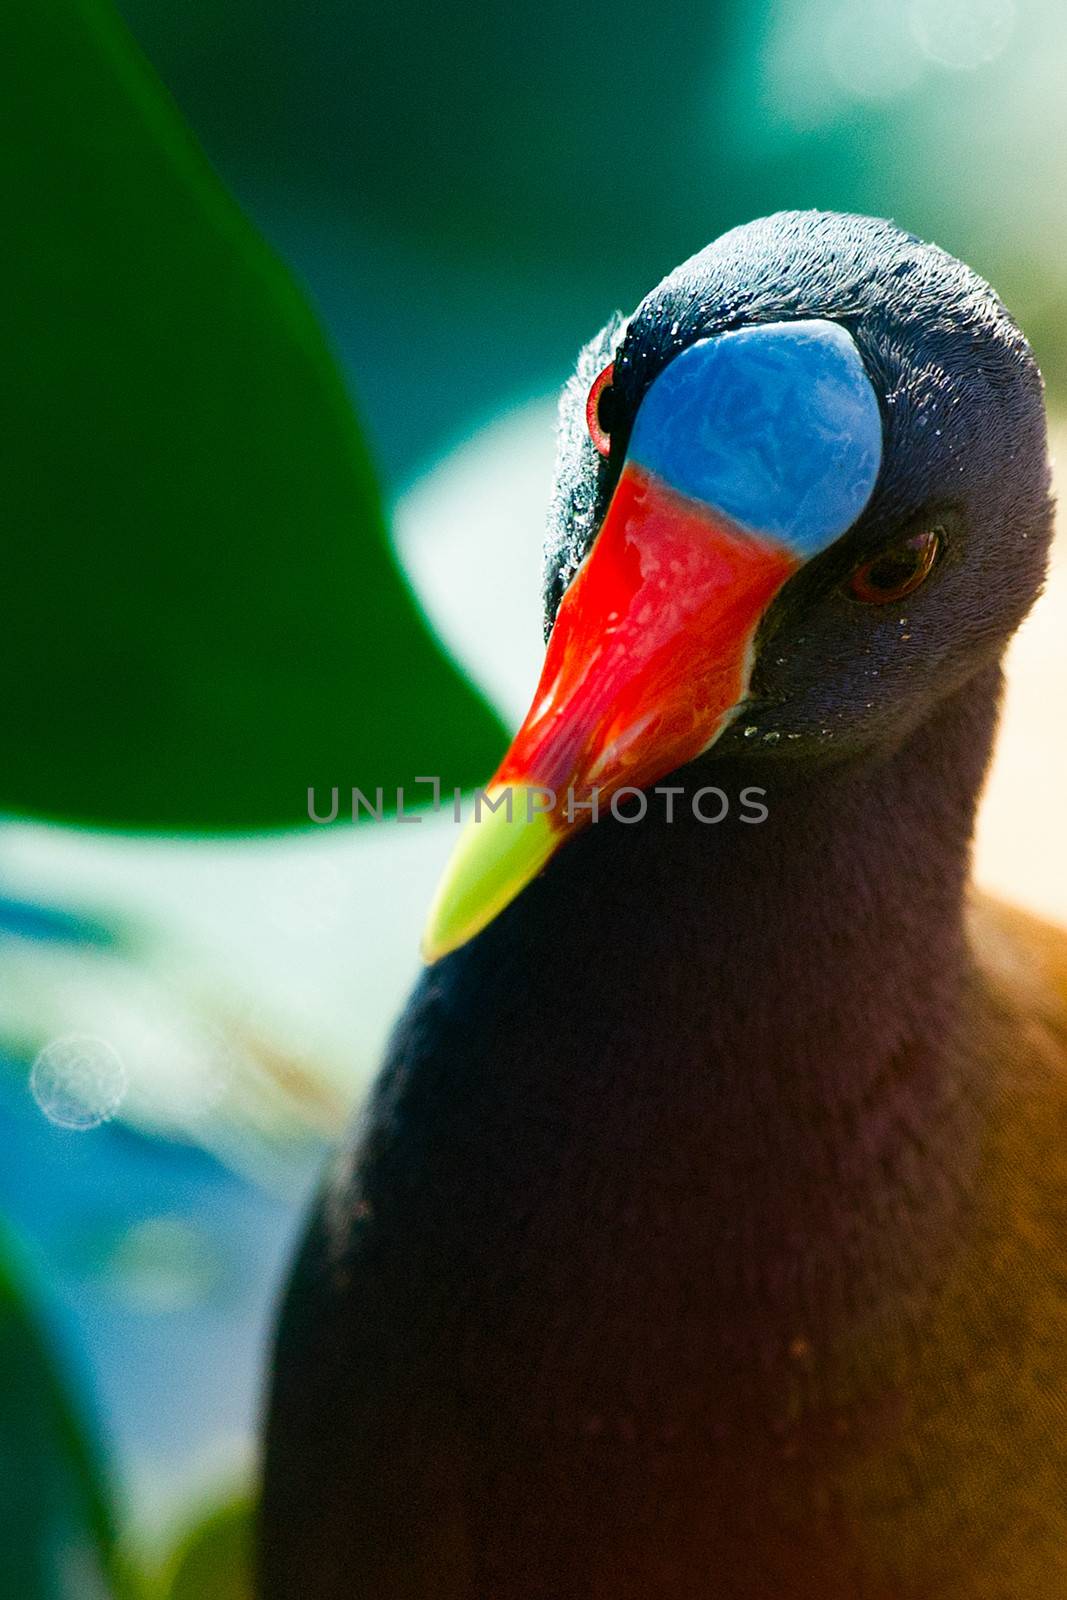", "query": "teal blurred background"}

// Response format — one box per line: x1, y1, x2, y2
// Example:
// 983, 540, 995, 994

4, 0, 1067, 1593
119, 0, 1067, 477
